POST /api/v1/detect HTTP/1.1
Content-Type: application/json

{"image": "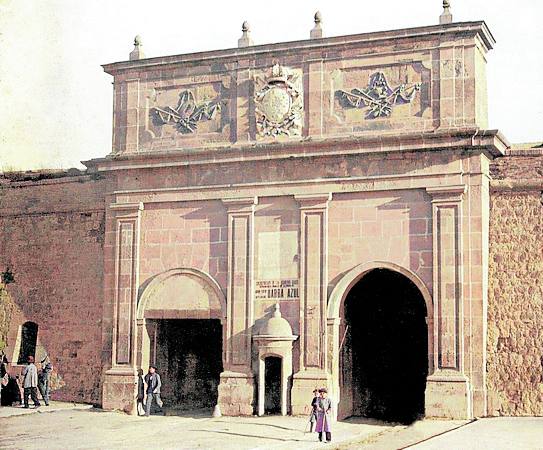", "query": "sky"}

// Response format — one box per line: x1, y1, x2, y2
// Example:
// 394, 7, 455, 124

0, 0, 542, 171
